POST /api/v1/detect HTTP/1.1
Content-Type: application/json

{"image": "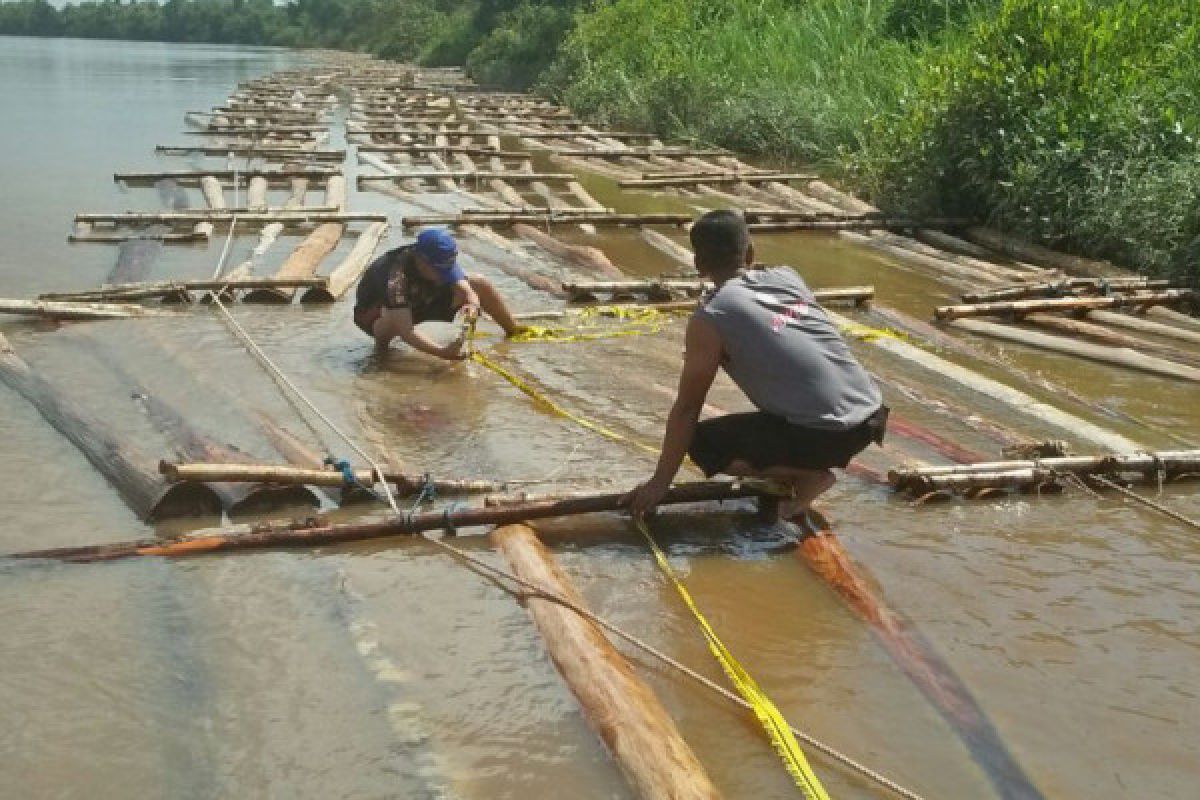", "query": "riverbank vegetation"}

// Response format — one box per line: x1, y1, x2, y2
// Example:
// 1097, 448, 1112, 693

2, 0, 1196, 281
